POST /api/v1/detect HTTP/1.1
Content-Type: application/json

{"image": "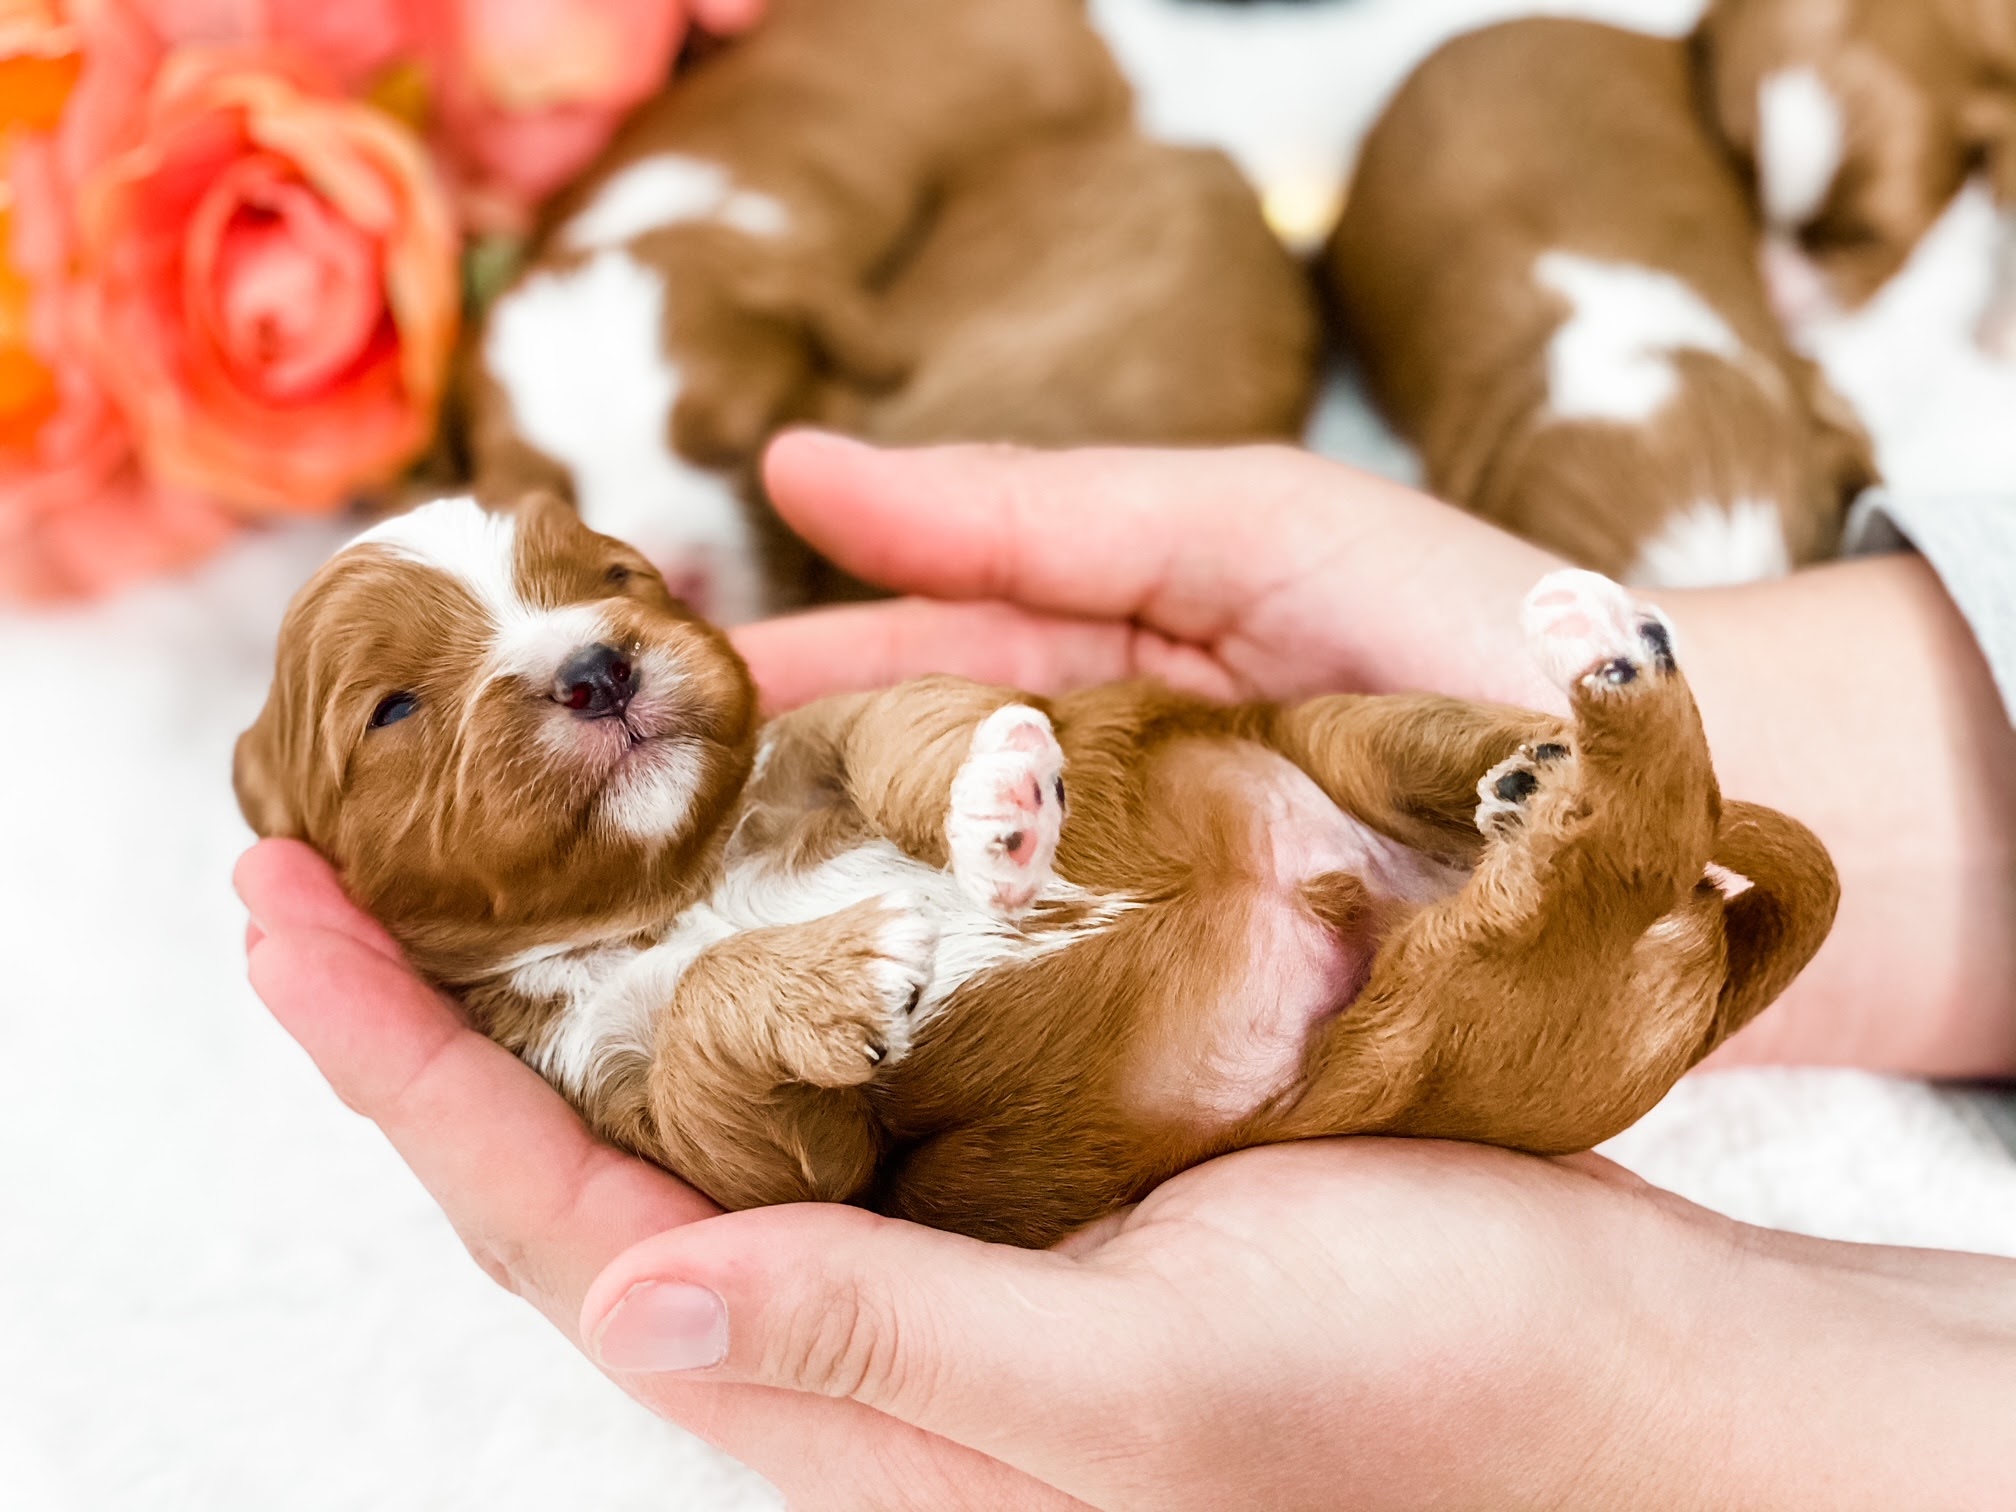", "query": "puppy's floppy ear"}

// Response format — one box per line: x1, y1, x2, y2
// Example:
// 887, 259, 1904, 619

233, 714, 300, 840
